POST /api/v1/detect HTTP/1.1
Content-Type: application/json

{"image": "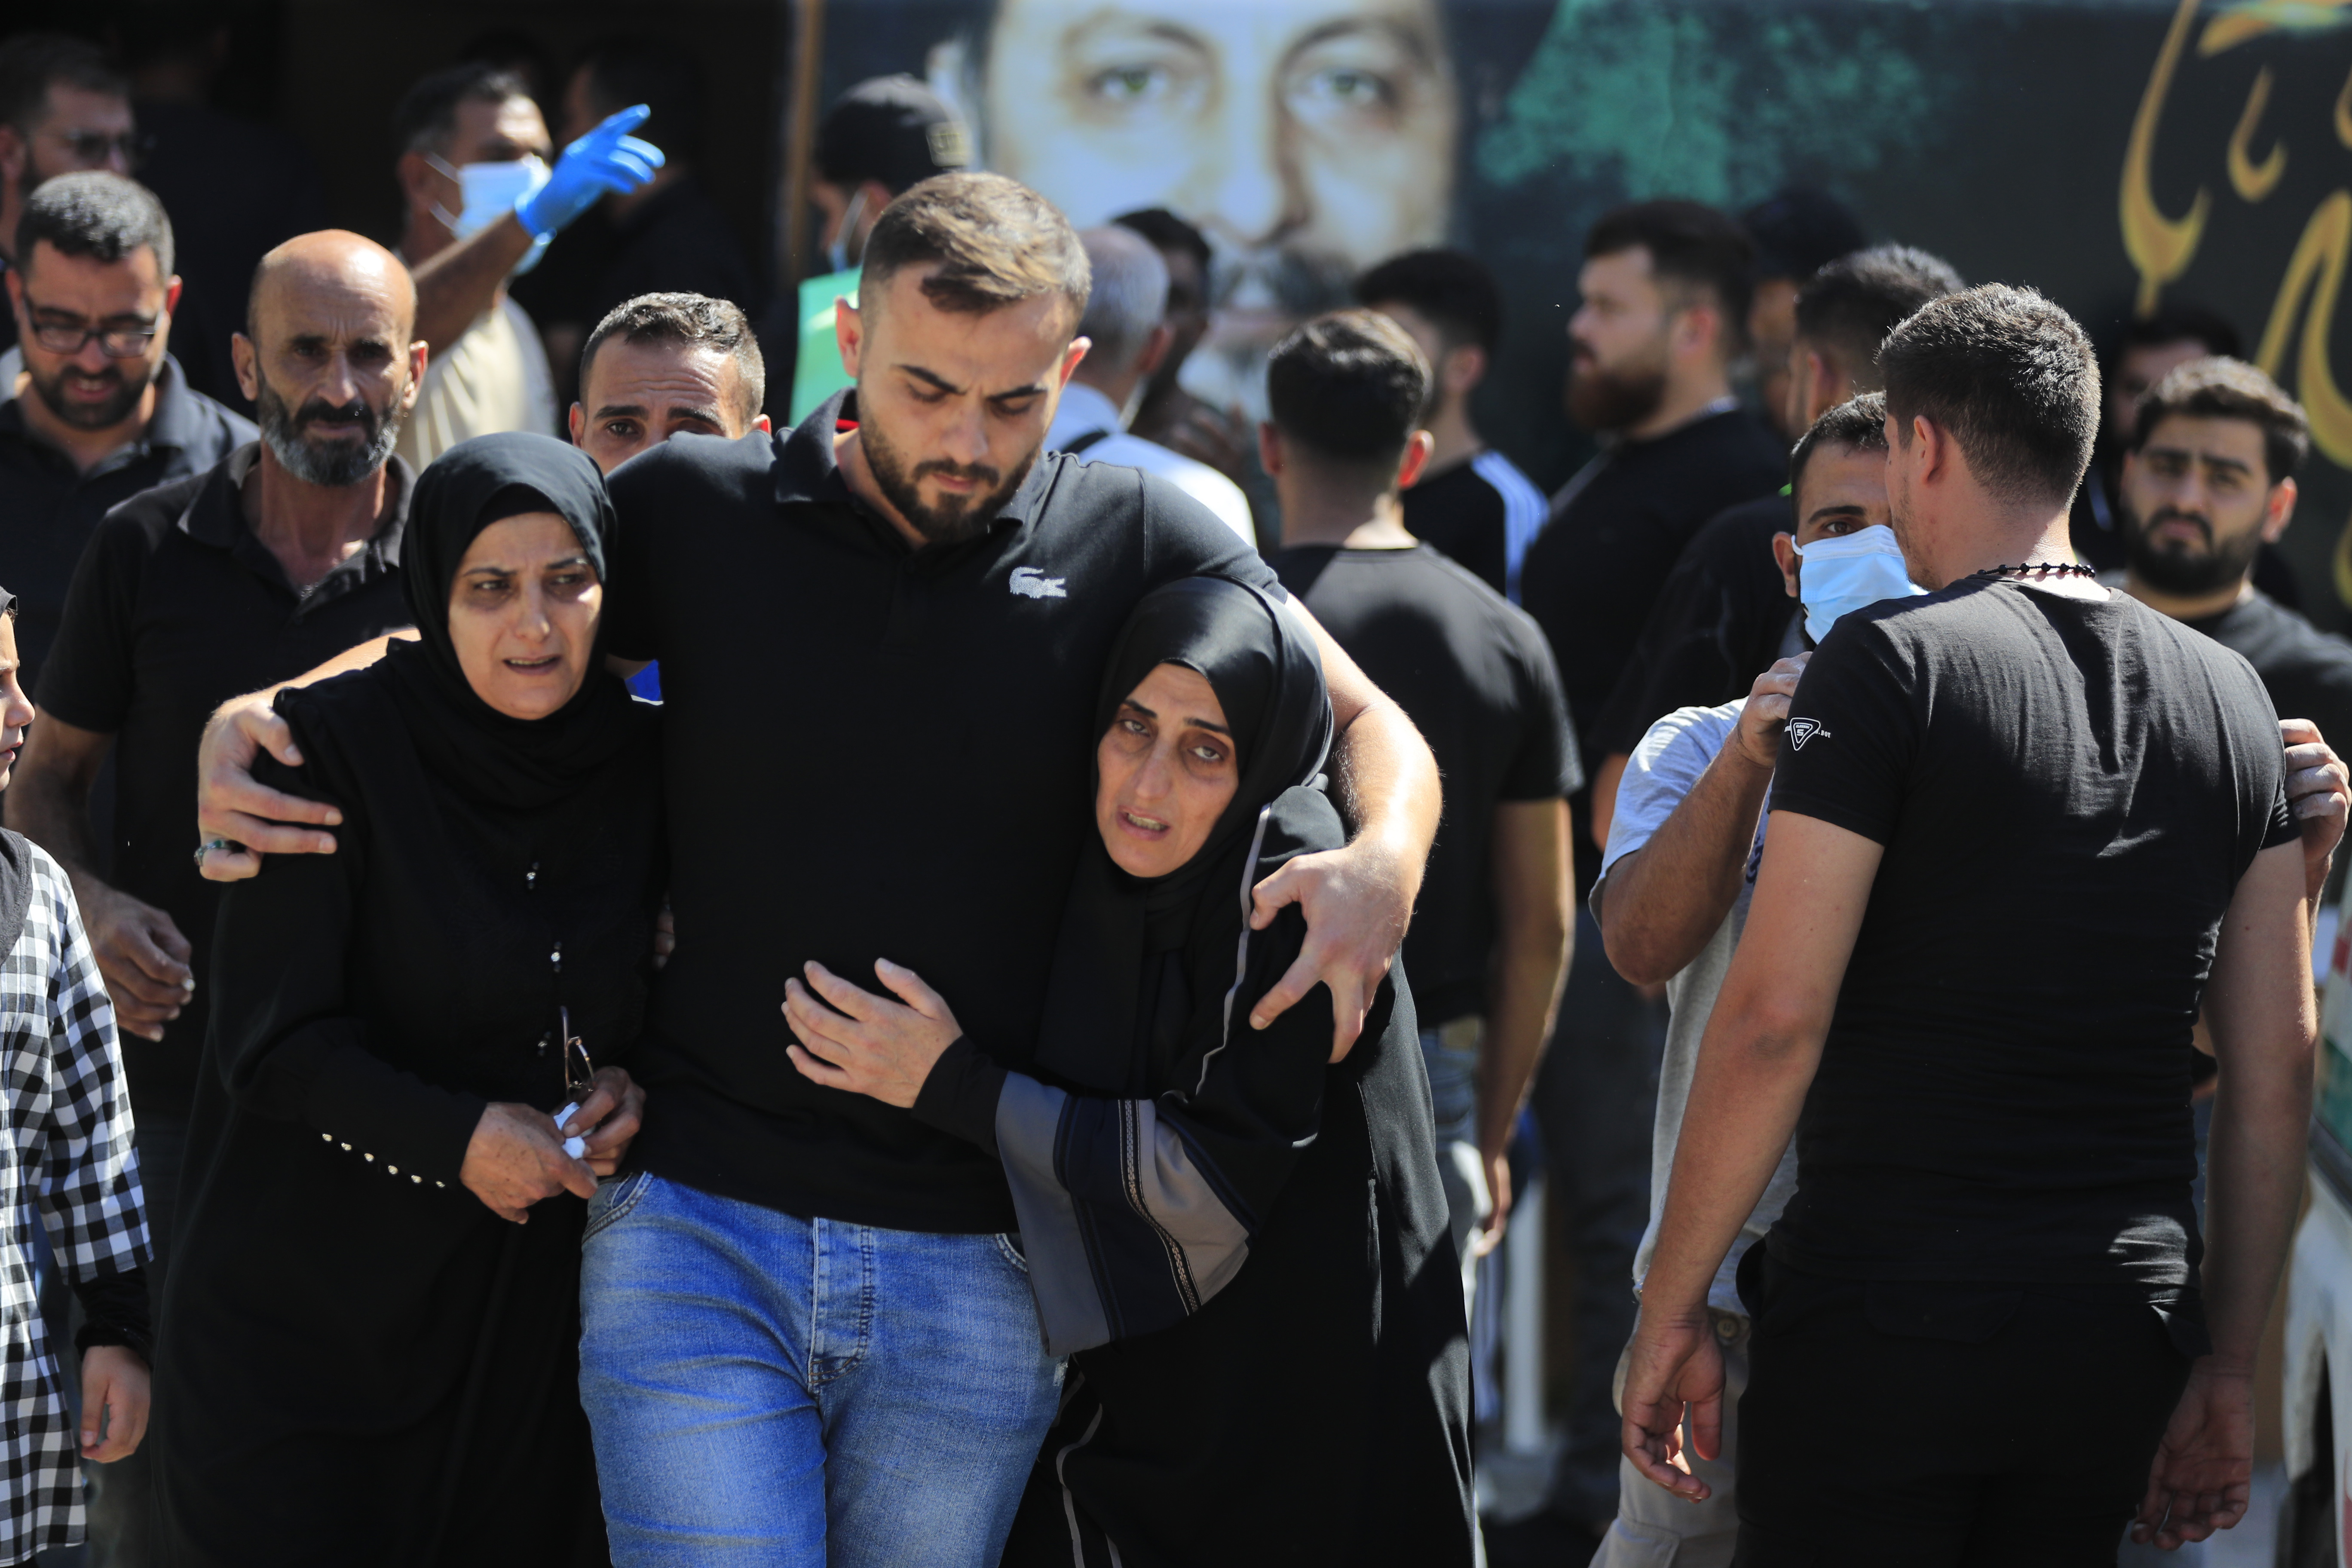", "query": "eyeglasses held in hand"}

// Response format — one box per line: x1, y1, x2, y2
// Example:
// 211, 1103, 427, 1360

554, 1007, 593, 1160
